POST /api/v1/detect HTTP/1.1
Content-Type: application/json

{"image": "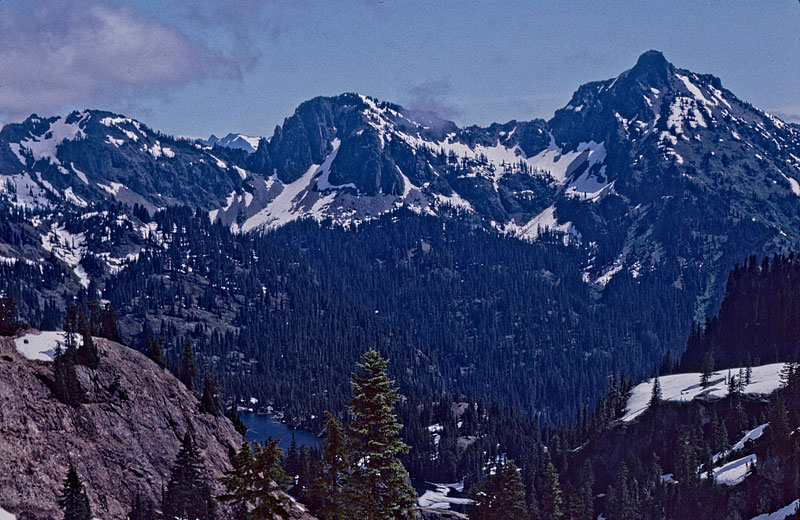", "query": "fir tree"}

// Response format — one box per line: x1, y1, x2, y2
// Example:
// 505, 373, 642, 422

737, 367, 747, 392
76, 311, 99, 370
779, 360, 798, 388
53, 344, 83, 407
99, 303, 122, 343
727, 370, 740, 399
0, 296, 22, 336
128, 493, 157, 520
314, 411, 349, 520
200, 377, 222, 416
563, 482, 585, 520
700, 350, 715, 388
606, 463, 636, 520
540, 461, 563, 520
181, 340, 198, 391
218, 440, 291, 520
226, 398, 248, 437
163, 433, 216, 520
469, 460, 529, 520
58, 466, 92, 520
648, 371, 662, 410
769, 394, 792, 447
144, 326, 166, 368
345, 349, 417, 520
